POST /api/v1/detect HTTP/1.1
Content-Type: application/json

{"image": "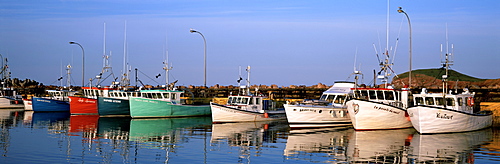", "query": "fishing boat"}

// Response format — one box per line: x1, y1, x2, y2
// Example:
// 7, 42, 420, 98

210, 66, 286, 123
346, 87, 412, 130
69, 87, 118, 115
97, 89, 138, 116
129, 59, 210, 118
32, 90, 77, 112
23, 98, 32, 110
32, 64, 77, 112
407, 50, 492, 134
345, 48, 412, 130
0, 55, 24, 109
129, 89, 211, 118
283, 81, 354, 129
345, 3, 412, 130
